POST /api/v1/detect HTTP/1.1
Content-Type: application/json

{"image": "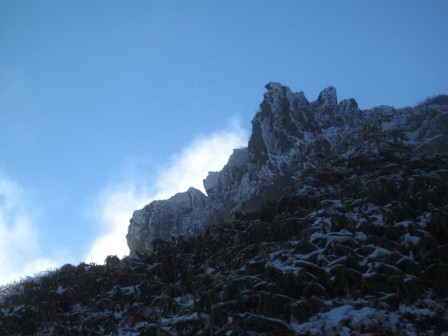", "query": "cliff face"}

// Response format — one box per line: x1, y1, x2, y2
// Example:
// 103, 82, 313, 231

126, 82, 448, 256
